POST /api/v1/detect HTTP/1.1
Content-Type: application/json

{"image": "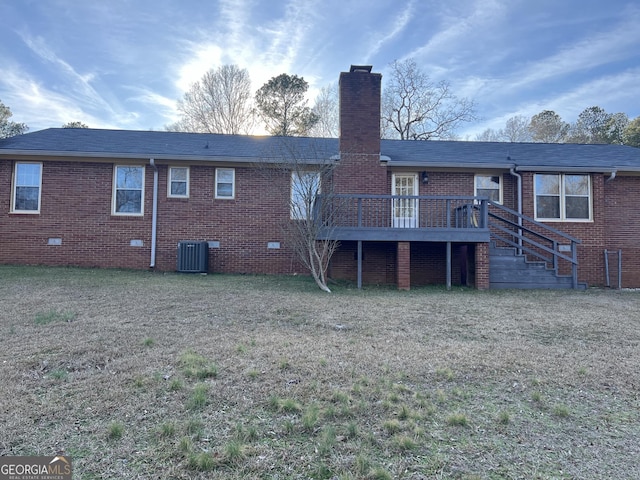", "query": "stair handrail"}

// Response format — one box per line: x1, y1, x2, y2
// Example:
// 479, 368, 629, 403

487, 201, 581, 288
